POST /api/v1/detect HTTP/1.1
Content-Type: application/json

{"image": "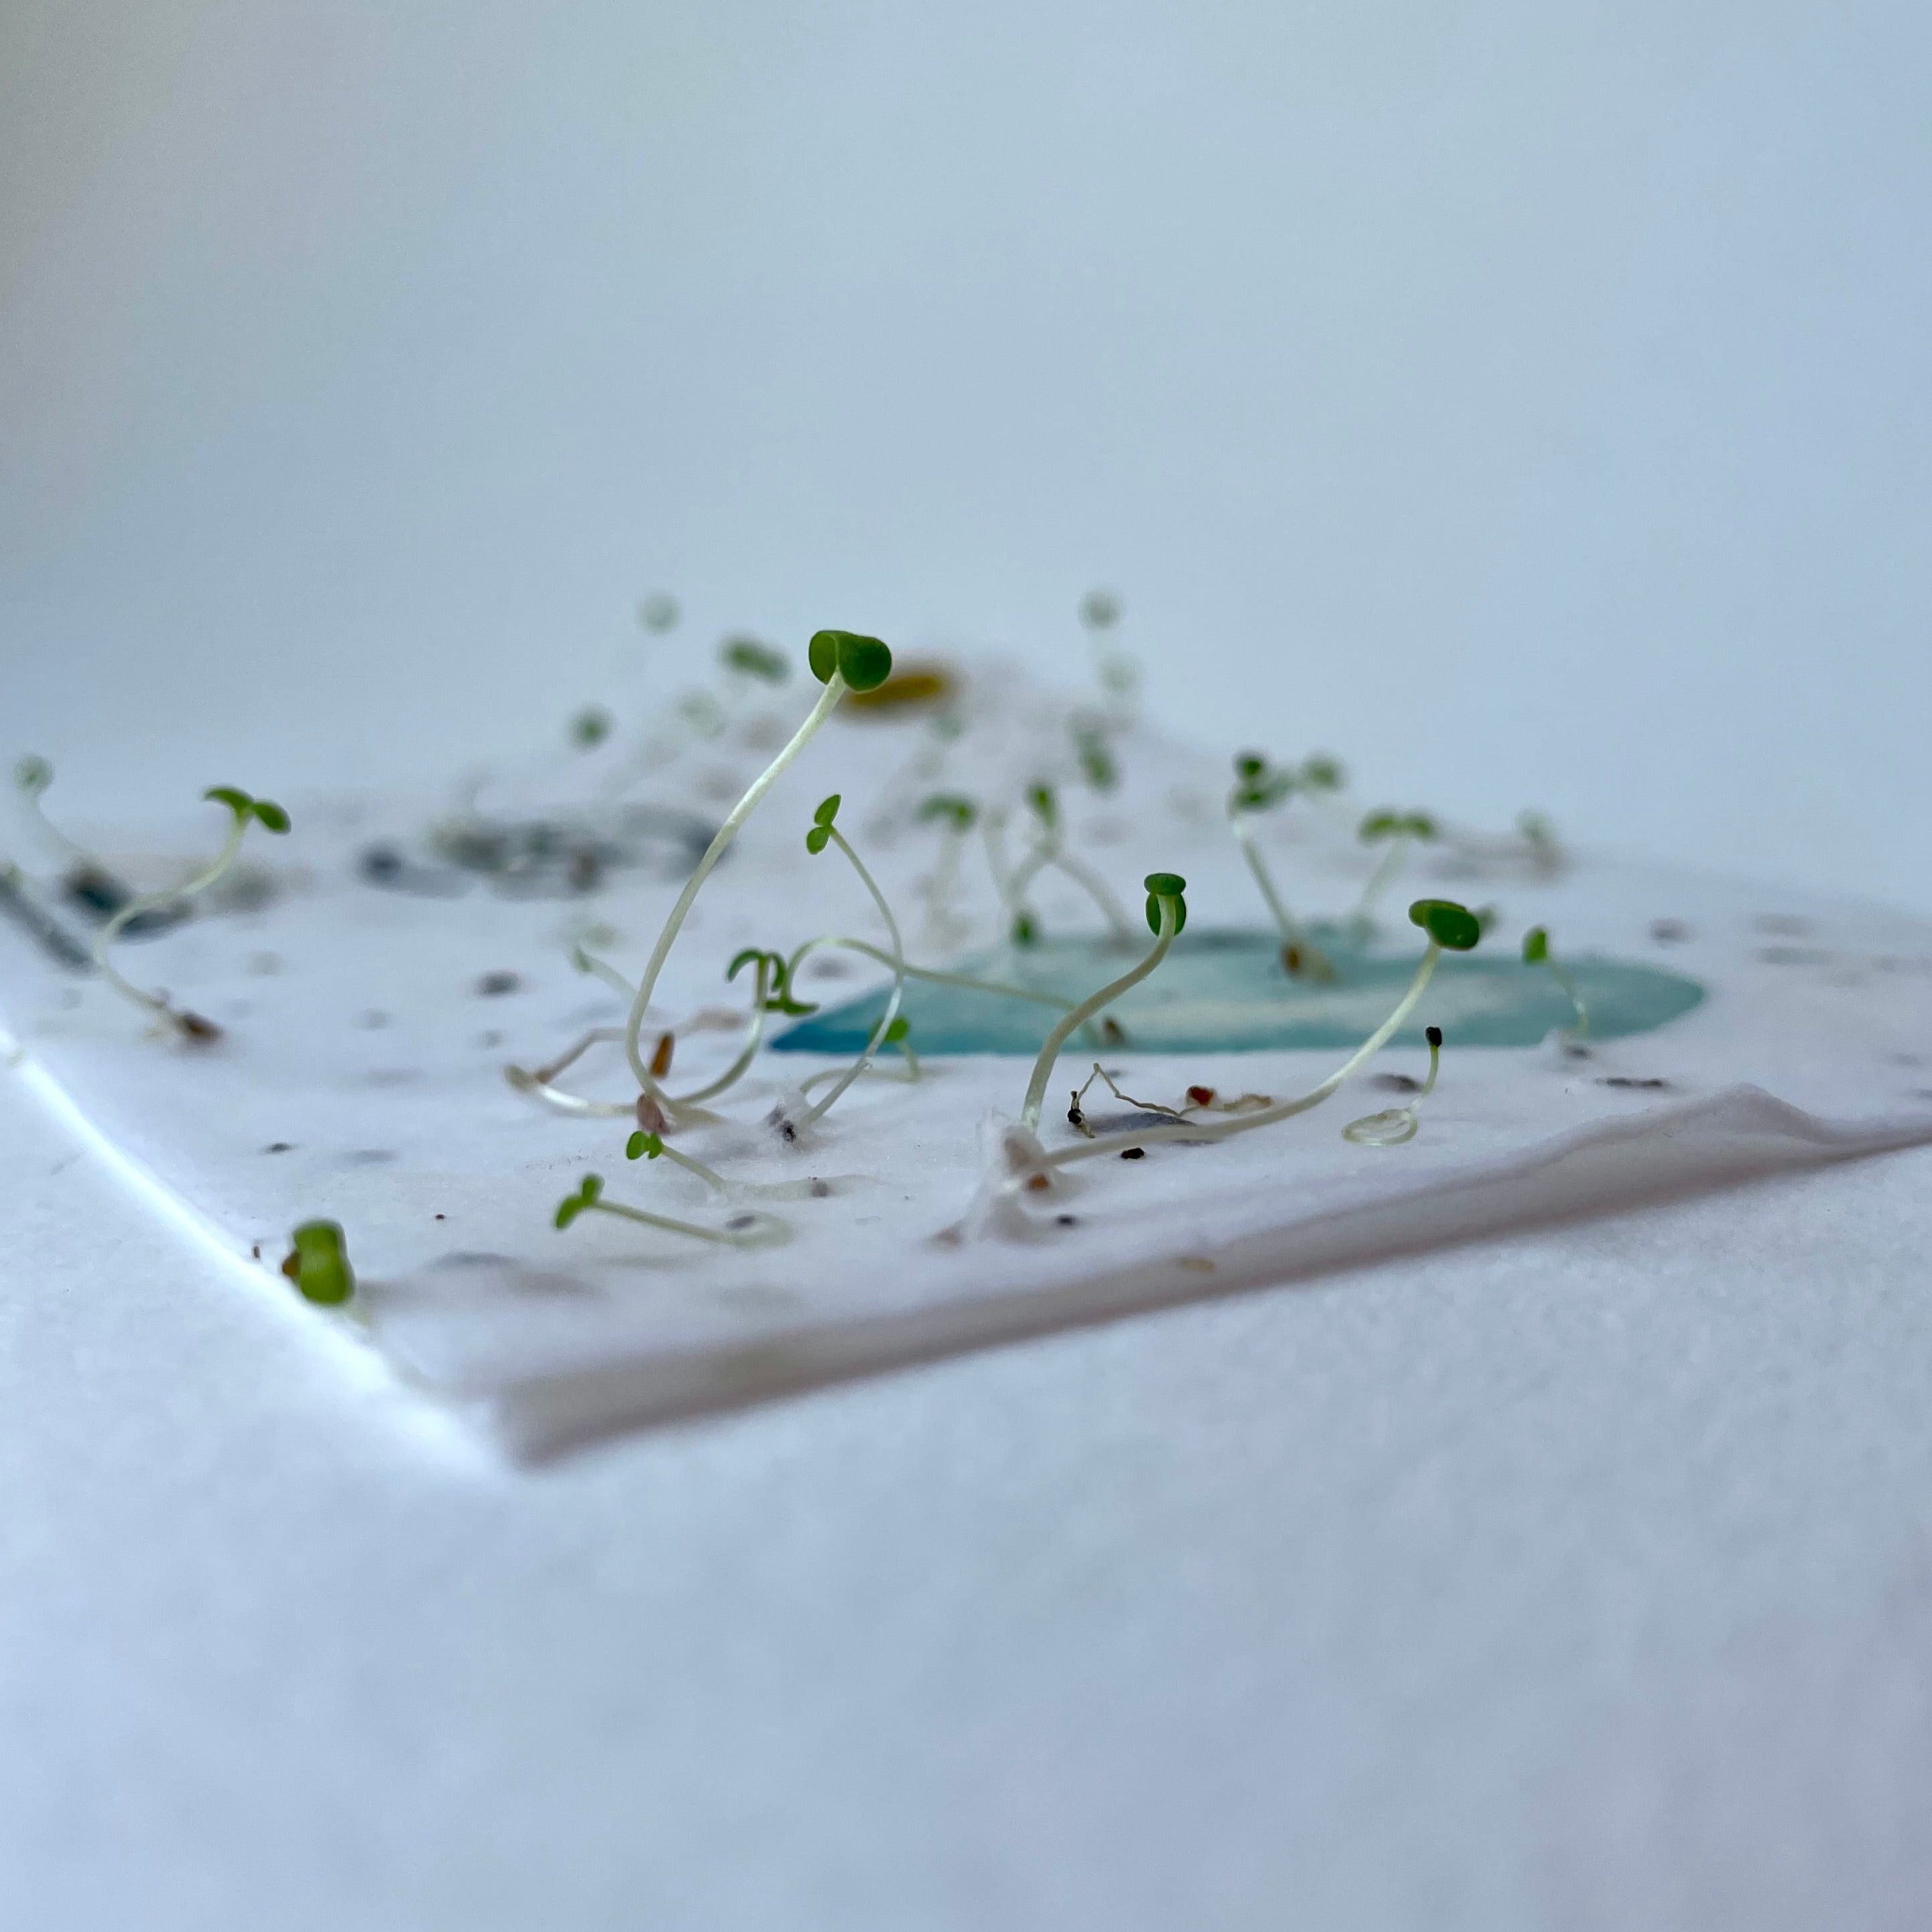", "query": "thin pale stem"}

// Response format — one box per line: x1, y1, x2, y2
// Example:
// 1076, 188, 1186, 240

1048, 849, 1136, 943
624, 675, 848, 1106
582, 1197, 787, 1248
1024, 940, 1444, 1177
1547, 961, 1590, 1038
93, 814, 247, 1021
1353, 834, 1410, 925
1230, 814, 1334, 977
800, 827, 906, 1125
1020, 900, 1178, 1130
